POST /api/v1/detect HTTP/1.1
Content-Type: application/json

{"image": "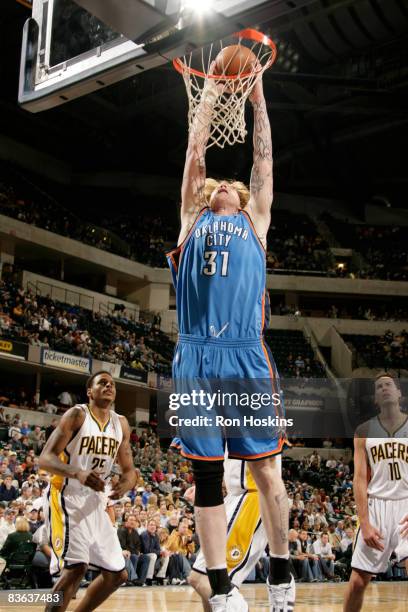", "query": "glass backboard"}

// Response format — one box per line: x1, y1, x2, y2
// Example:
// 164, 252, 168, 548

19, 0, 314, 112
